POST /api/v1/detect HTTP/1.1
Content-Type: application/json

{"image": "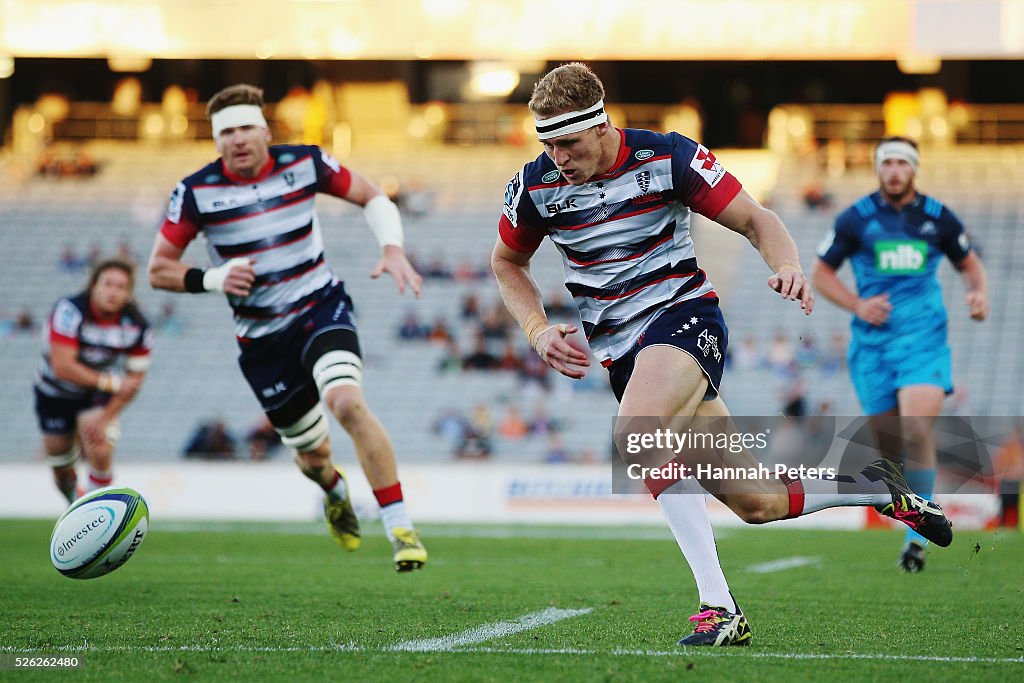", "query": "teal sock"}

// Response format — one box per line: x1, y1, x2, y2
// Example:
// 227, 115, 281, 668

904, 468, 937, 547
